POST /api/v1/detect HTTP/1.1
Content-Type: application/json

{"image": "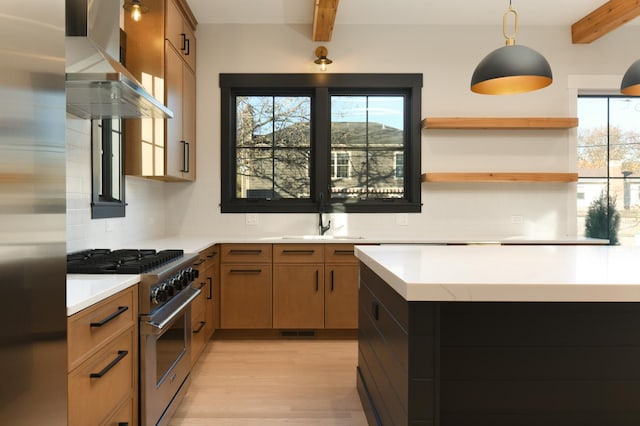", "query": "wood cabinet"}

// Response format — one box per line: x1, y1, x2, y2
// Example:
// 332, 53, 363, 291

124, 0, 197, 182
220, 244, 273, 329
67, 285, 138, 426
324, 244, 359, 329
273, 244, 325, 329
218, 243, 359, 331
190, 245, 220, 365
